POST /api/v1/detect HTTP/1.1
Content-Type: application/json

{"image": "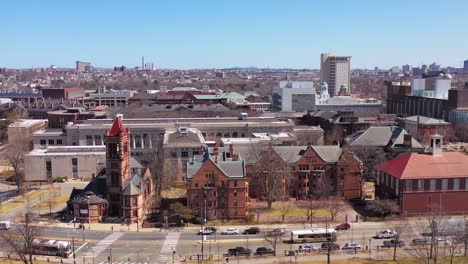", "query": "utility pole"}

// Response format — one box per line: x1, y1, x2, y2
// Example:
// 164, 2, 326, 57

72, 237, 75, 264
